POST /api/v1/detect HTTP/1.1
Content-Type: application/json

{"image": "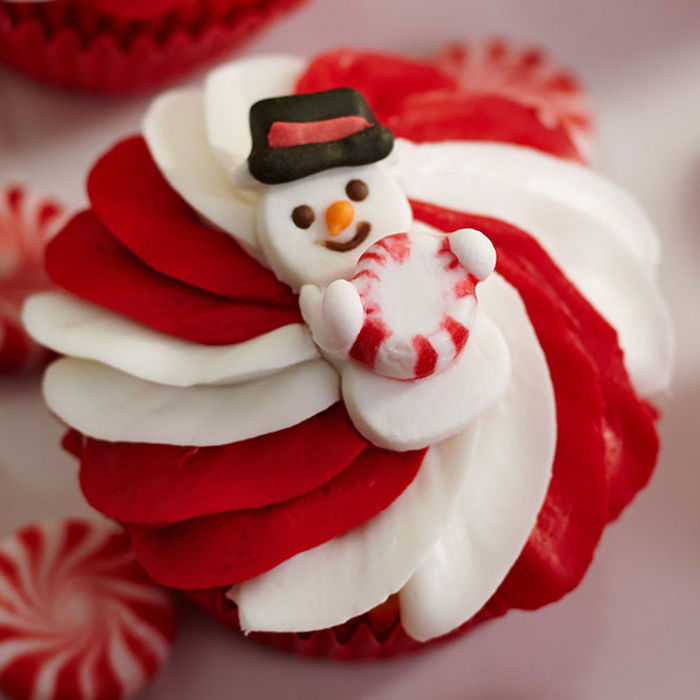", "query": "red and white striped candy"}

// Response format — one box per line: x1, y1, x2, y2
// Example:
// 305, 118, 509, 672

430, 39, 594, 159
0, 519, 177, 700
349, 229, 494, 380
0, 184, 66, 373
